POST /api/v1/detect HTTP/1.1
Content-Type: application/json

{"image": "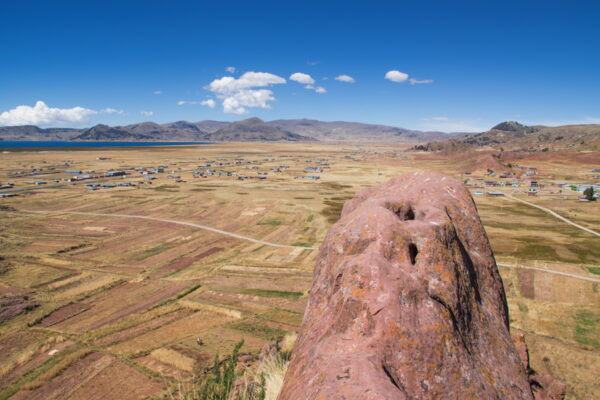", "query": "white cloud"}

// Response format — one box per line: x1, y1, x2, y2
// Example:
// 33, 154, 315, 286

410, 78, 433, 85
140, 111, 154, 116
423, 116, 449, 121
221, 89, 276, 115
208, 71, 286, 95
335, 74, 355, 83
153, 90, 162, 95
225, 66, 236, 73
385, 70, 409, 83
206, 71, 286, 114
200, 99, 216, 109
304, 84, 326, 94
177, 100, 187, 105
289, 72, 315, 85
0, 101, 98, 127
100, 108, 124, 115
